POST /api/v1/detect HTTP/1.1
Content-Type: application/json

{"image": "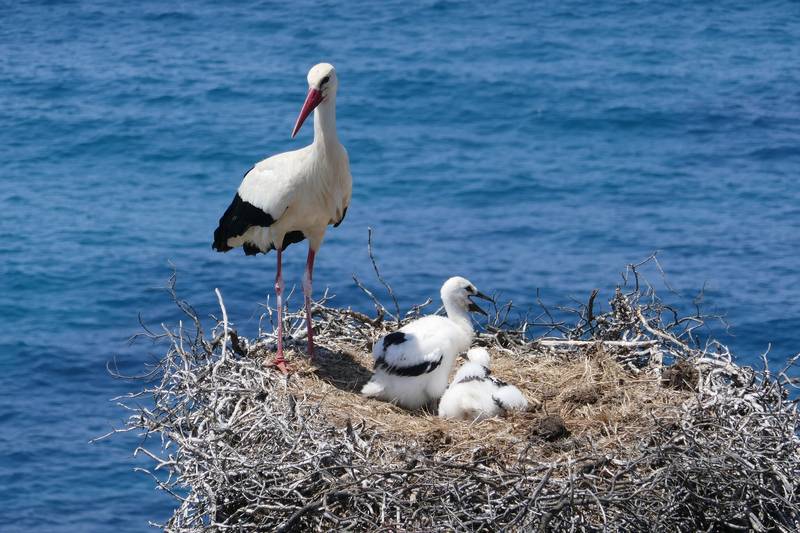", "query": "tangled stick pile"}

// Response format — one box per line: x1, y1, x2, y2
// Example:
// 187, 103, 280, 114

106, 258, 800, 531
